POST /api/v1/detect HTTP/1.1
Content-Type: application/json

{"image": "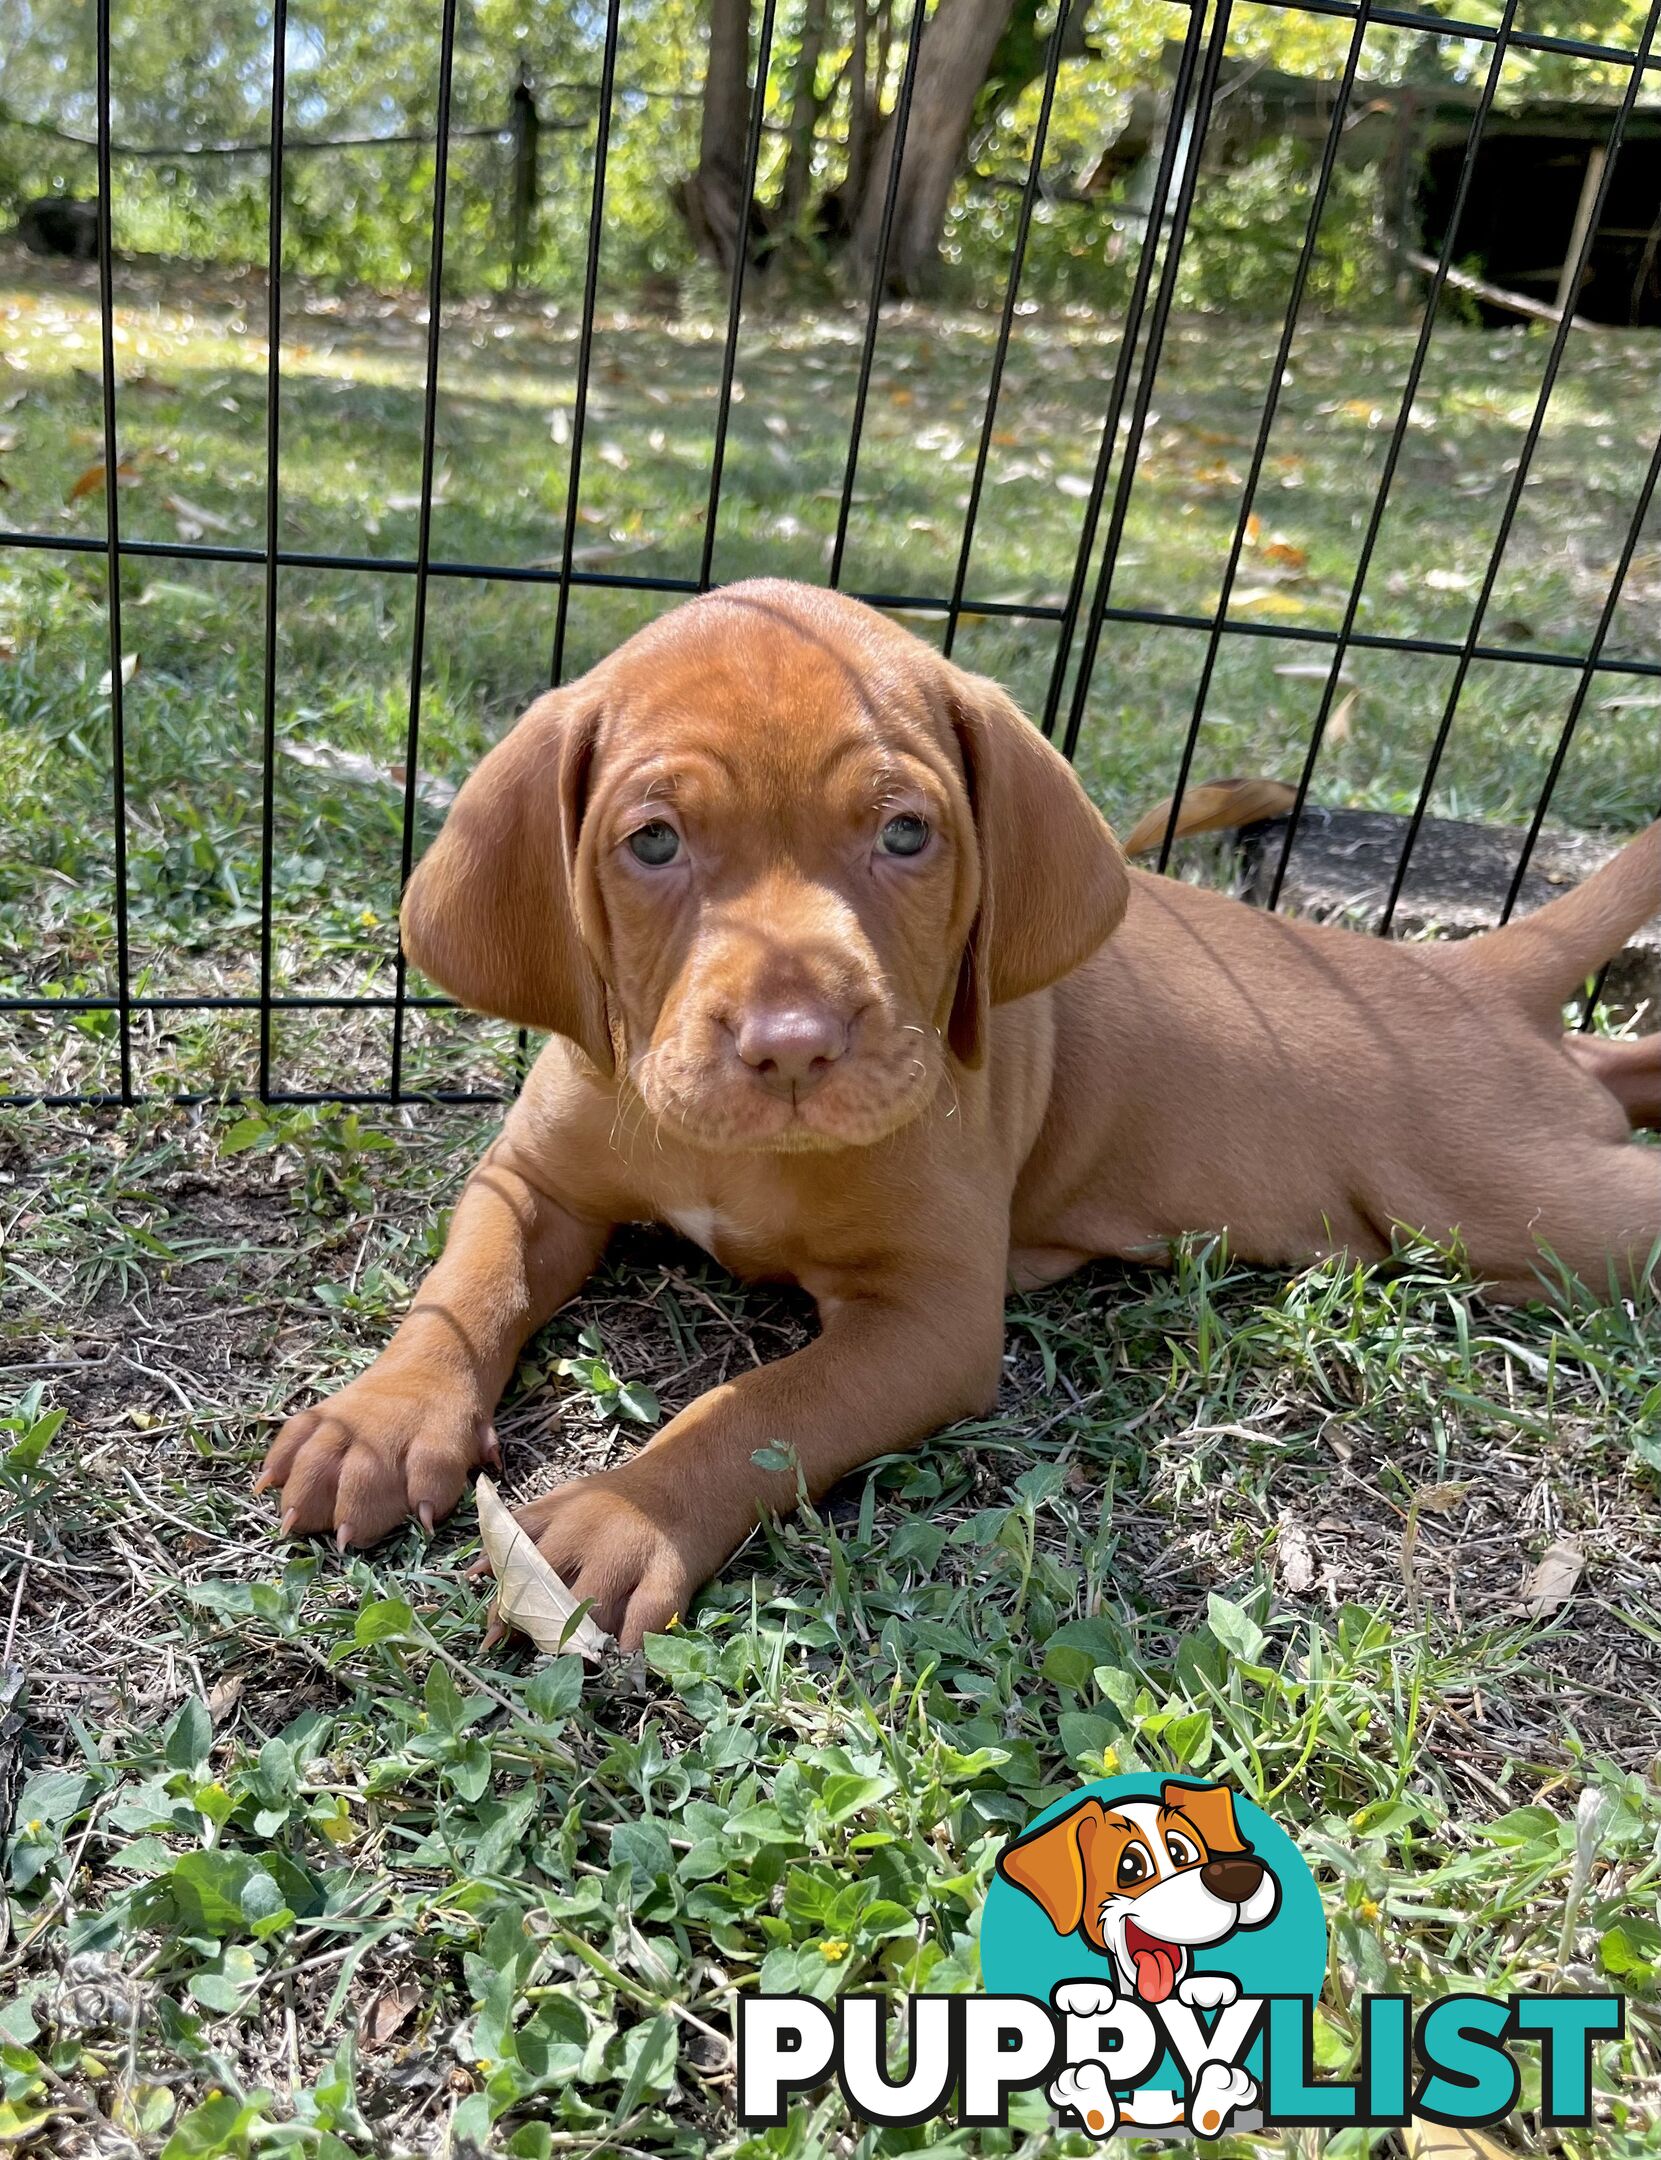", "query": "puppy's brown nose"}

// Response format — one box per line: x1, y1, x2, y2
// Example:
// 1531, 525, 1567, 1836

733, 1006, 848, 1096
1201, 1855, 1265, 1903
